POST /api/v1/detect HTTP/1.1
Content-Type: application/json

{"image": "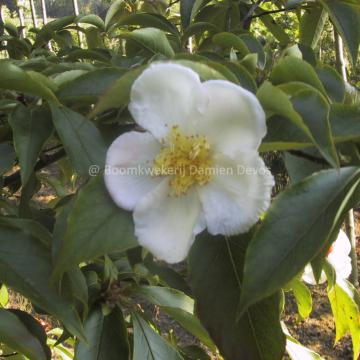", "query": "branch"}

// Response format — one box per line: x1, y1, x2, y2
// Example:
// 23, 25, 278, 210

168, 0, 180, 6
3, 148, 66, 188
243, 0, 265, 25
251, 6, 298, 19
